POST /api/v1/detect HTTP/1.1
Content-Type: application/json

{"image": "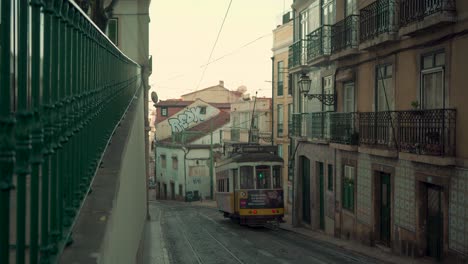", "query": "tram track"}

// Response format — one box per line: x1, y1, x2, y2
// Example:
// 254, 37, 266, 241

175, 212, 245, 264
